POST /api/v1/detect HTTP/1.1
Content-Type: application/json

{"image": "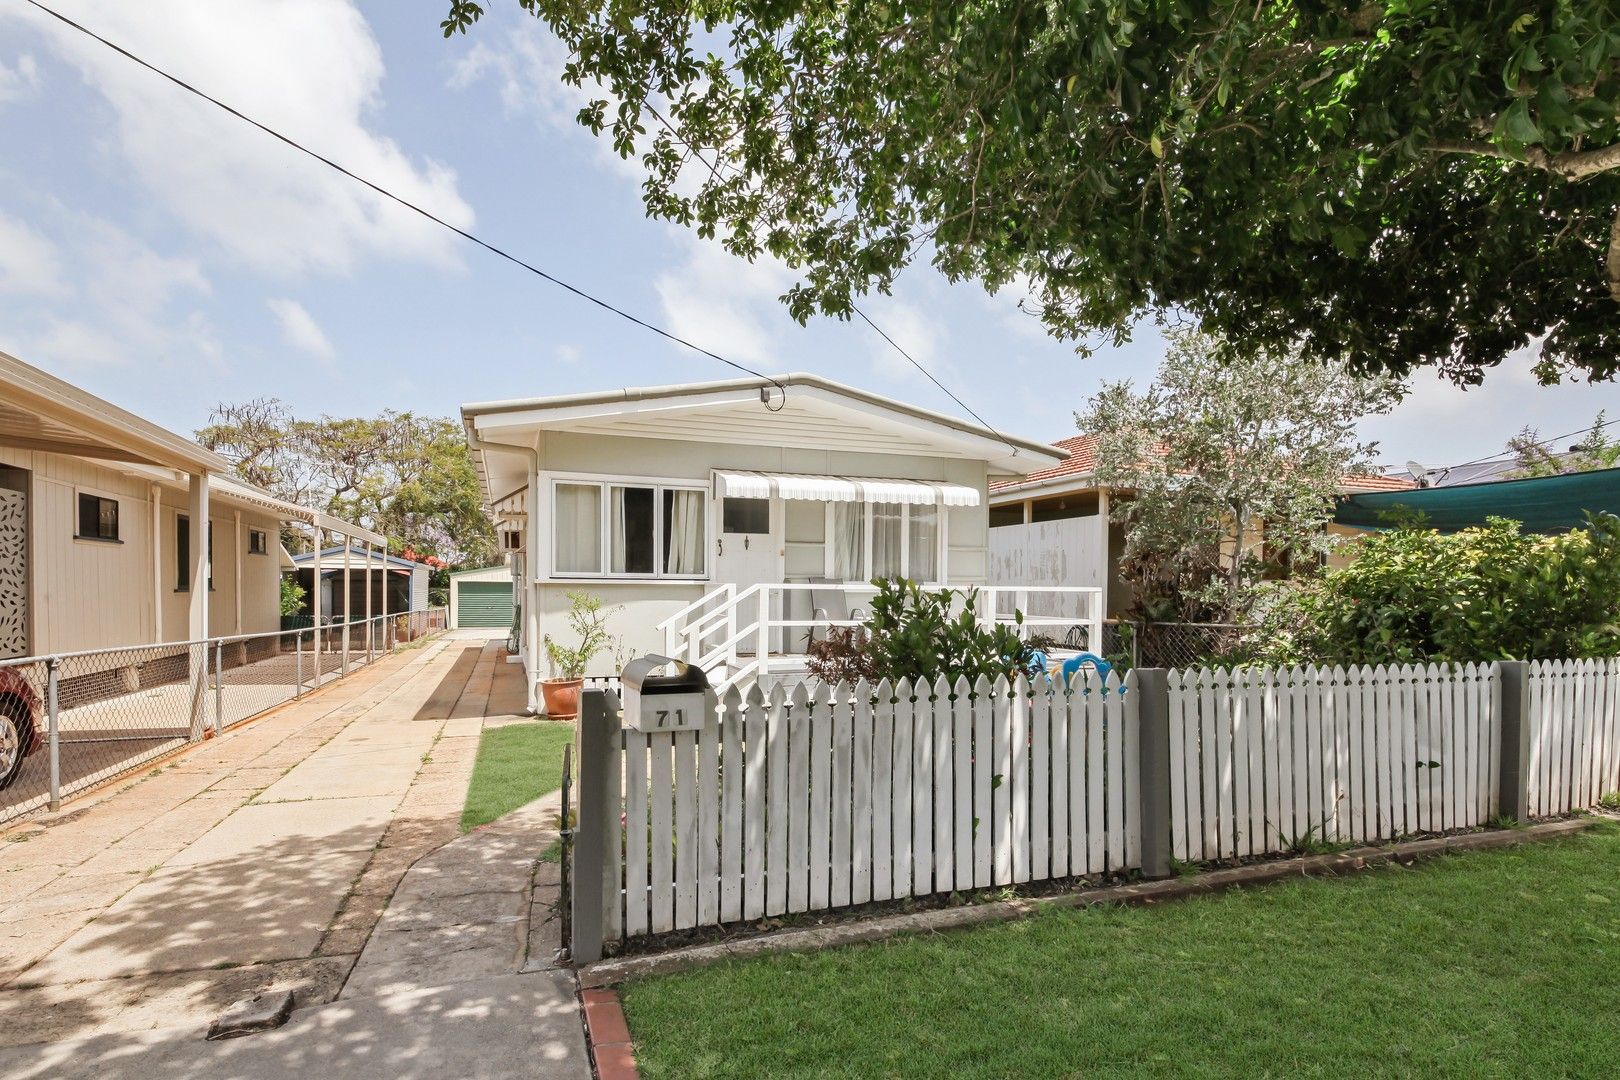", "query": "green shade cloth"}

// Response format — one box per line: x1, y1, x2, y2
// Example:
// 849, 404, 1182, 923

1334, 468, 1620, 534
